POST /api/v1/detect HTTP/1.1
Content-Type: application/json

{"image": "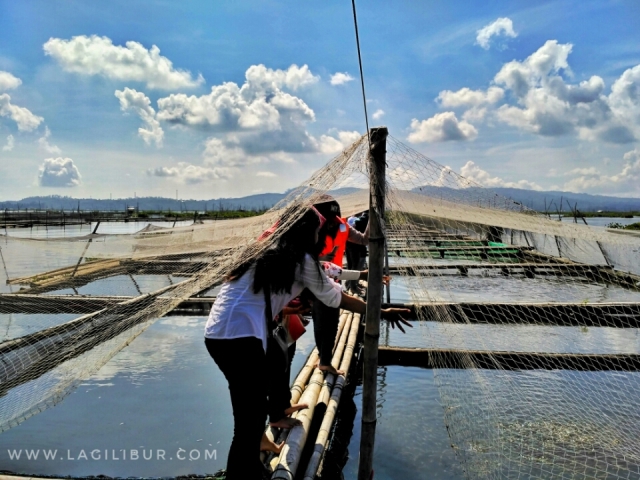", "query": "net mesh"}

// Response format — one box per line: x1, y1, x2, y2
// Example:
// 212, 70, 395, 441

2, 131, 640, 479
